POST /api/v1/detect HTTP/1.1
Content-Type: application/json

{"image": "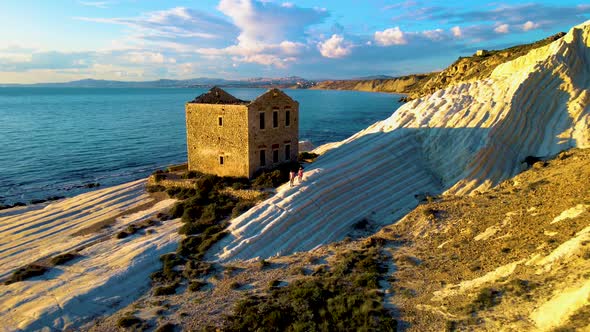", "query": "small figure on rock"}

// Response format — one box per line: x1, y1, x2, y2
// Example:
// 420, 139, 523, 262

298, 166, 304, 184
290, 170, 296, 187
